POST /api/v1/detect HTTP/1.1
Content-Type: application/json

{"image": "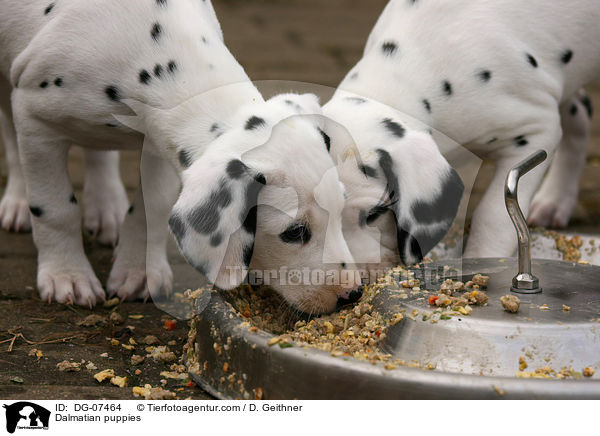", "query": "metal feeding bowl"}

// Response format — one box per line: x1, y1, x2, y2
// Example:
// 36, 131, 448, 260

185, 151, 600, 399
